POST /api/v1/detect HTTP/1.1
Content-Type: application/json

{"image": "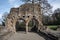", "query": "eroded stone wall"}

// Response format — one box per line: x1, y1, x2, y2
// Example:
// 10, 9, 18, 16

5, 3, 44, 33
